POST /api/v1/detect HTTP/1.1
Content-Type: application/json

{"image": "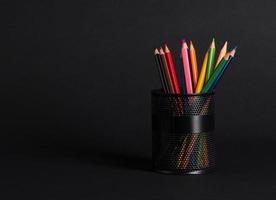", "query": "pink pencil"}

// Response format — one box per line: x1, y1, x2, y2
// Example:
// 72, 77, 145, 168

181, 40, 194, 94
